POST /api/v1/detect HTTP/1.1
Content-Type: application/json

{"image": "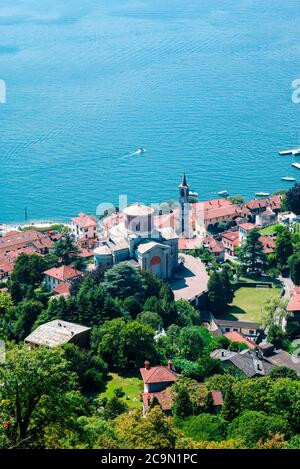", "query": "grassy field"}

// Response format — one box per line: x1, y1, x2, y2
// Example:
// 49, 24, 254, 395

259, 224, 280, 235
216, 286, 280, 323
99, 372, 143, 409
